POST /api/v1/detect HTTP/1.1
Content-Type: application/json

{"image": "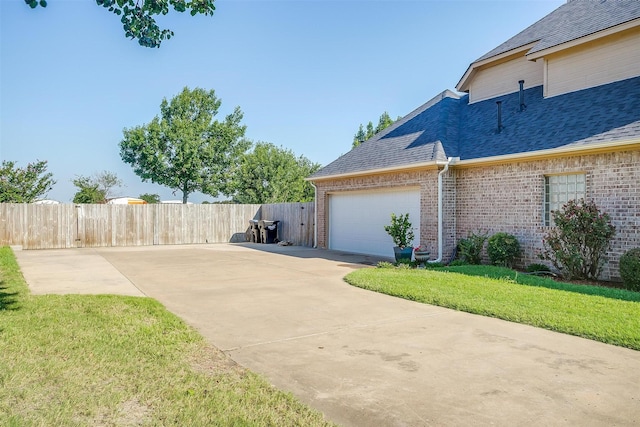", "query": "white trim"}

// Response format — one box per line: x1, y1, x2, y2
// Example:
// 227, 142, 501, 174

455, 138, 640, 167
526, 18, 640, 61
309, 139, 640, 182
307, 160, 443, 182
